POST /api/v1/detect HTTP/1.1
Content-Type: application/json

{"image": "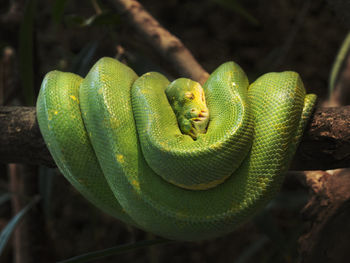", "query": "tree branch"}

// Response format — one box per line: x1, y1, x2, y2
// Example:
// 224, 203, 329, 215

0, 106, 53, 167
107, 0, 209, 84
0, 0, 348, 171
0, 106, 349, 170
297, 169, 350, 263
290, 105, 350, 170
